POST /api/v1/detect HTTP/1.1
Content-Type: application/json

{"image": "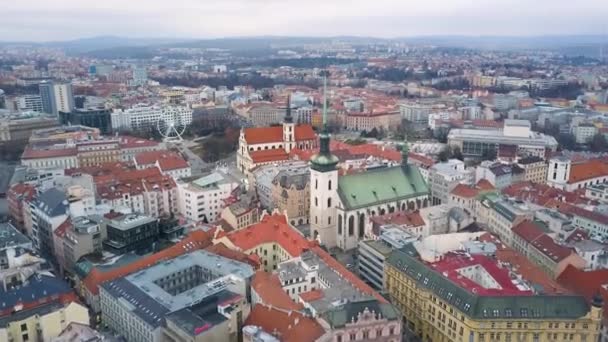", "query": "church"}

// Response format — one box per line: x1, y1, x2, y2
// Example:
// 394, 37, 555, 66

310, 80, 430, 251
237, 98, 317, 174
